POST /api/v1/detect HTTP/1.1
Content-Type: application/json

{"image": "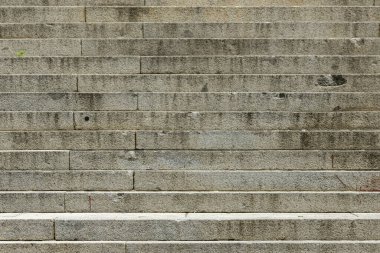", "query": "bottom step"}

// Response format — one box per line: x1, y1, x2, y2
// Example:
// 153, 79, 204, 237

0, 241, 379, 253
